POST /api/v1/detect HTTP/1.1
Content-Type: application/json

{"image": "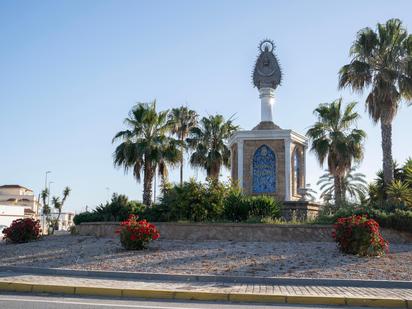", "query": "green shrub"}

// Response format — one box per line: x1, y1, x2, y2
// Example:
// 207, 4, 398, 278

158, 179, 226, 222
94, 193, 142, 221
74, 180, 283, 224
247, 195, 281, 219
333, 215, 388, 256
74, 193, 146, 225
73, 211, 104, 225
223, 190, 249, 222
314, 205, 412, 234
158, 179, 282, 223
